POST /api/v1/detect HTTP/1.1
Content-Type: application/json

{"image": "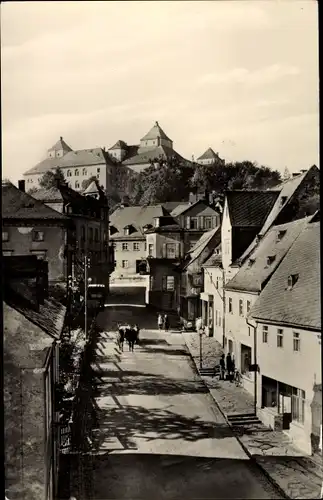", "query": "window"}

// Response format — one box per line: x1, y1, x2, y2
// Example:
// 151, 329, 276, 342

190, 217, 198, 229
205, 217, 212, 229
3, 250, 13, 256
133, 242, 140, 251
216, 276, 221, 289
246, 300, 251, 314
2, 231, 9, 242
82, 168, 87, 176
97, 168, 100, 174
122, 242, 128, 251
166, 243, 176, 258
122, 260, 129, 268
144, 242, 147, 251
239, 299, 243, 317
248, 327, 251, 336
75, 169, 79, 176
32, 231, 44, 242
228, 297, 232, 313
67, 170, 72, 177
287, 274, 299, 290
163, 275, 175, 291
89, 227, 93, 242
75, 180, 80, 189
292, 388, 305, 424
30, 250, 46, 259
277, 328, 284, 348
148, 244, 154, 256
293, 332, 300, 352
95, 228, 99, 242
262, 325, 268, 343
124, 227, 130, 236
